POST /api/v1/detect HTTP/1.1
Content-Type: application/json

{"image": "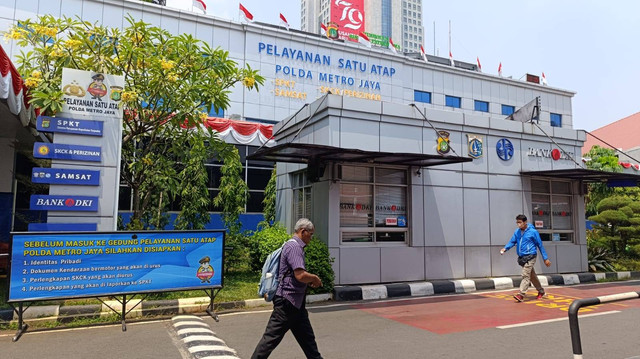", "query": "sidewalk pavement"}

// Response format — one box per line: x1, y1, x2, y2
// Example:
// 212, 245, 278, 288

1, 271, 638, 323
